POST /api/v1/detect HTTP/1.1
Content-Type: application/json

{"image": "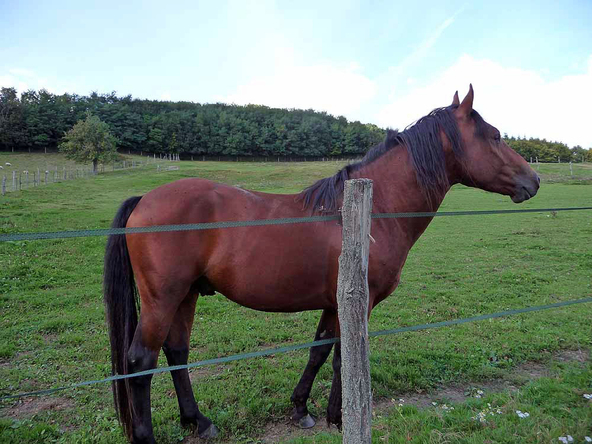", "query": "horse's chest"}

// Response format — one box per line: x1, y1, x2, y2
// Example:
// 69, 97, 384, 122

367, 240, 410, 301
